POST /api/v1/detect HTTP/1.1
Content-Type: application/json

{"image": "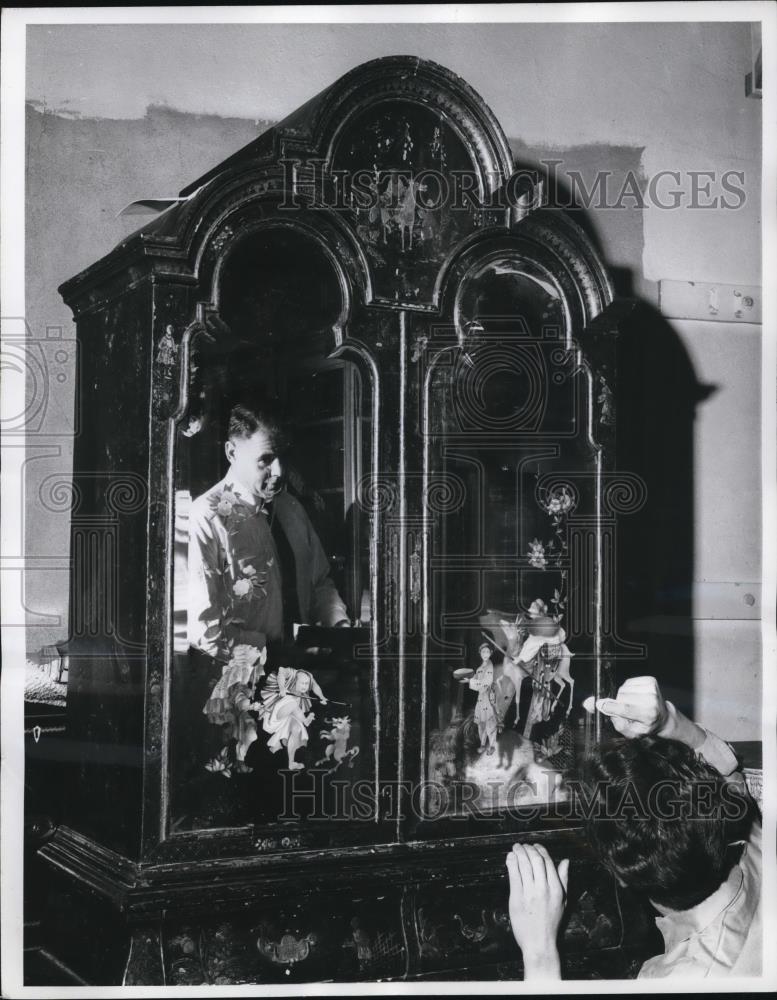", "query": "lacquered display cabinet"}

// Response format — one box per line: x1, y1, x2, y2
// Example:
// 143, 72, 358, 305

36, 57, 657, 984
